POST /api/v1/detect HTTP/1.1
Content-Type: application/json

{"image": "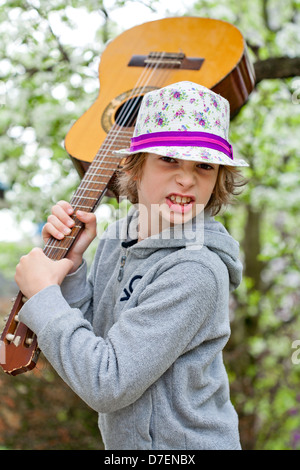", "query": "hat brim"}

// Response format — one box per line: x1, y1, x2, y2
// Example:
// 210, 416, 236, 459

114, 146, 249, 167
